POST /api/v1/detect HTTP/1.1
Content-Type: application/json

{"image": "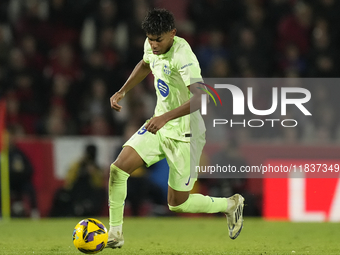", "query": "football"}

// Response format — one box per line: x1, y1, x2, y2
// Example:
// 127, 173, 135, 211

72, 218, 108, 254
